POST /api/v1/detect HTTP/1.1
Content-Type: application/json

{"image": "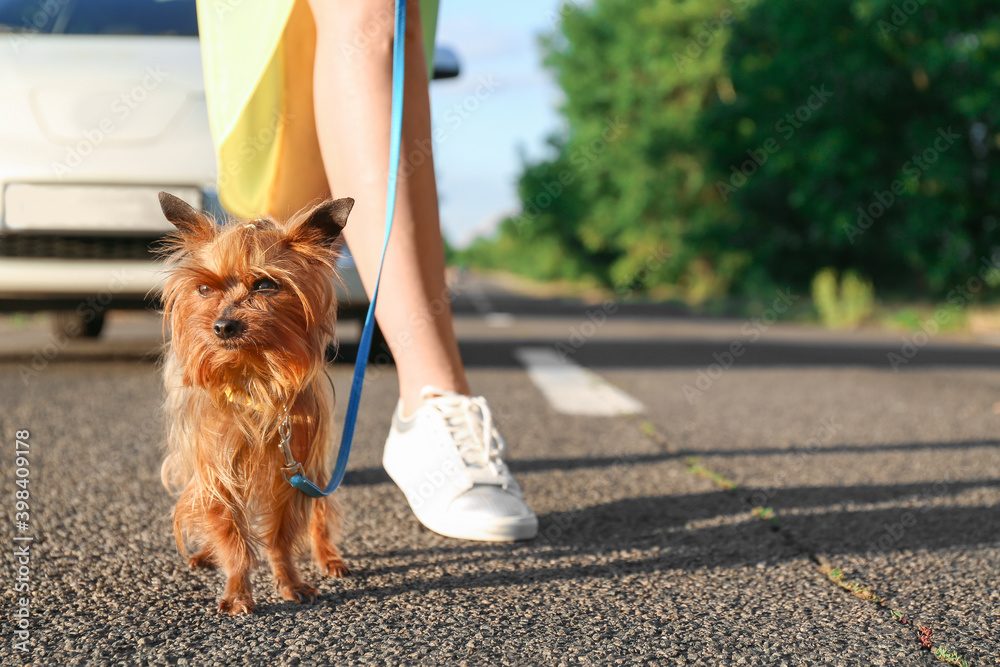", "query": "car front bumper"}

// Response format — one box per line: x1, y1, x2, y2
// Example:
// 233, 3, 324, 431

0, 257, 163, 302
